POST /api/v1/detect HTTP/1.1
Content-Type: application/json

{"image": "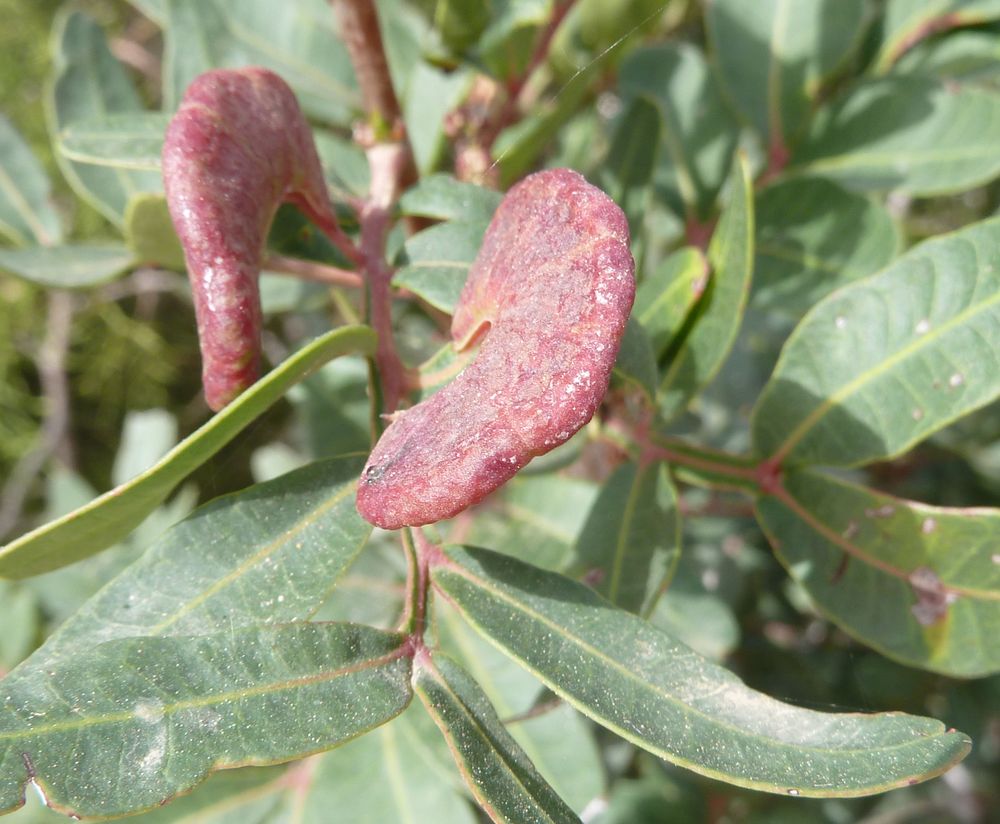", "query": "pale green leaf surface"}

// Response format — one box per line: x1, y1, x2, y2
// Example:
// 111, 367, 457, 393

790, 76, 1000, 196
0, 623, 412, 819
443, 474, 600, 572
756, 469, 1000, 676
571, 463, 680, 615
0, 326, 376, 578
399, 174, 501, 224
0, 115, 61, 246
162, 0, 359, 124
876, 0, 1000, 71
894, 29, 1000, 84
611, 317, 658, 402
618, 43, 738, 219
754, 177, 901, 316
706, 0, 865, 150
49, 12, 162, 227
57, 113, 168, 171
658, 154, 753, 422
414, 652, 580, 824
301, 706, 477, 824
634, 246, 707, 357
0, 584, 38, 674
599, 96, 660, 235
431, 545, 971, 796
0, 245, 133, 288
752, 217, 1000, 467
438, 600, 603, 813
394, 221, 487, 313
403, 65, 475, 174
